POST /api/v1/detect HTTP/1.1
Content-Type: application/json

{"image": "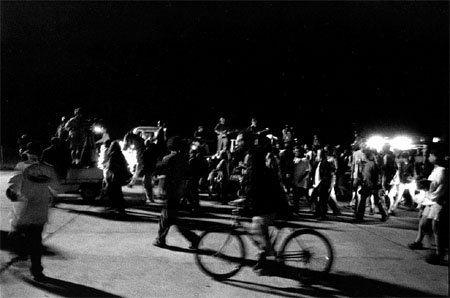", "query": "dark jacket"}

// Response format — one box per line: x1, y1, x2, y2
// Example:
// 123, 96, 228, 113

311, 160, 333, 187
244, 148, 283, 215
